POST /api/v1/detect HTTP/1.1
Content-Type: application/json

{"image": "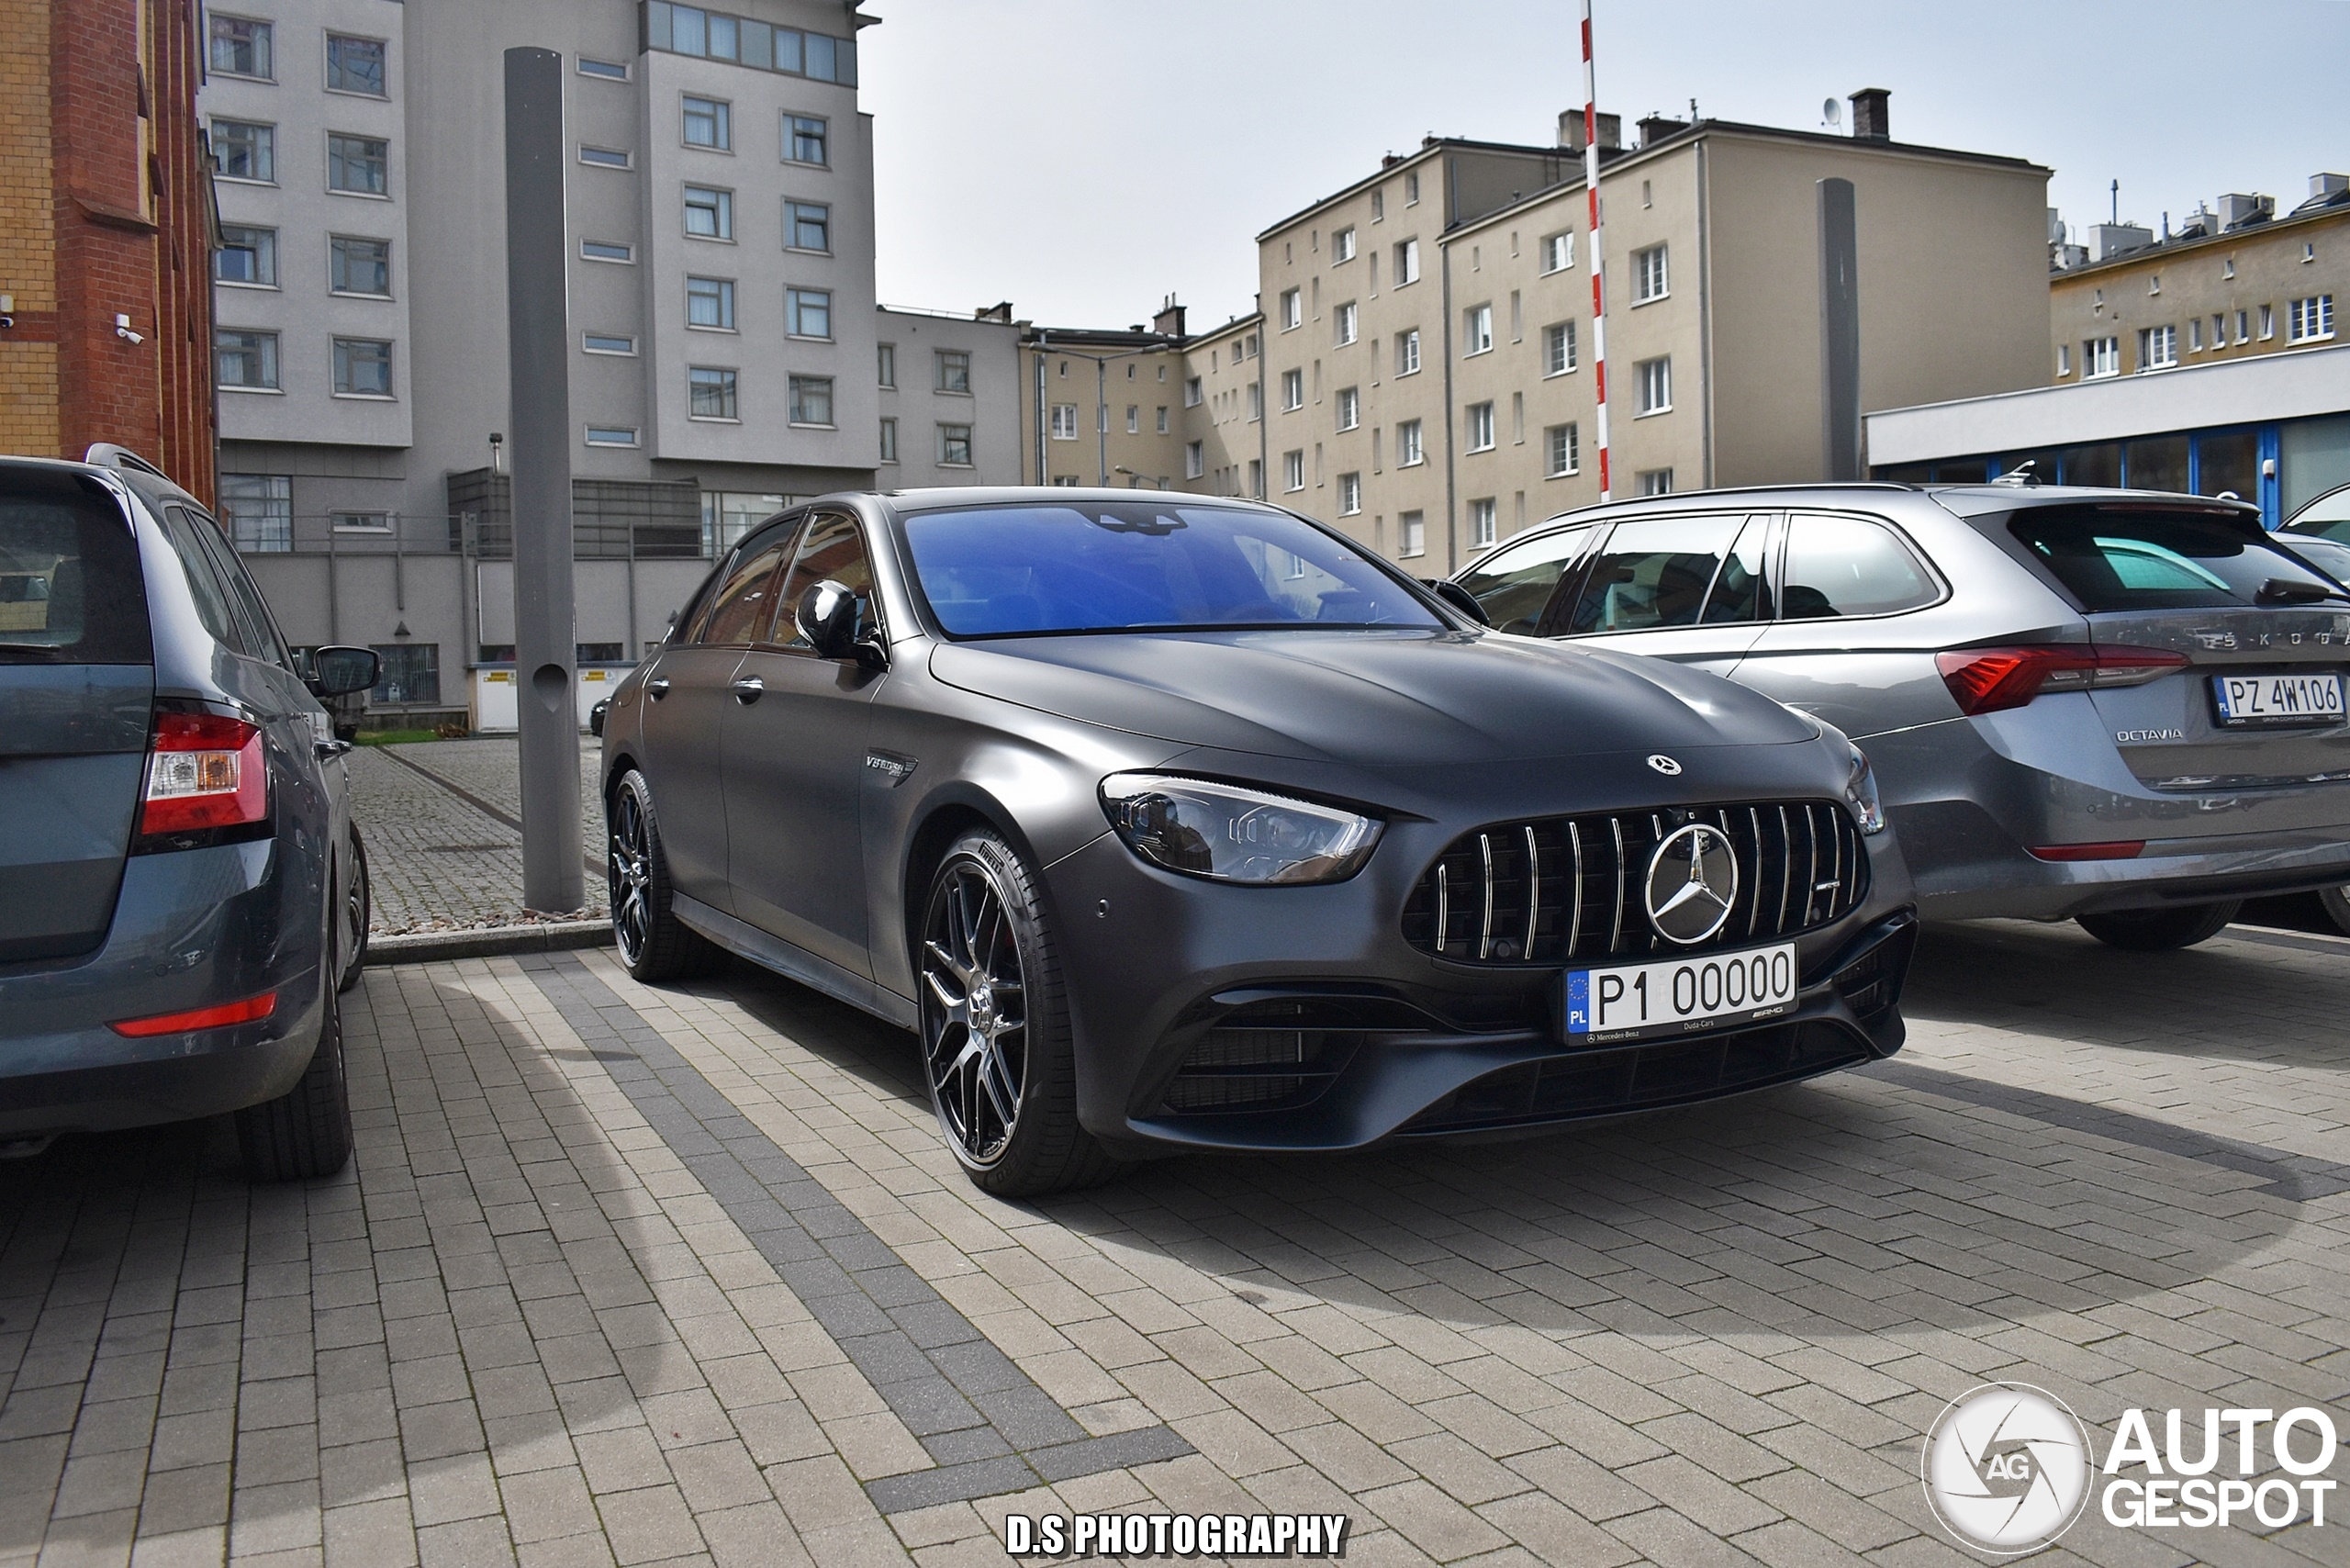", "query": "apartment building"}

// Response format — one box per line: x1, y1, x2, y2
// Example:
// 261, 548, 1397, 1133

2049, 175, 2347, 384
199, 0, 885, 725
1178, 313, 1265, 499
874, 303, 1022, 487
1018, 301, 1191, 489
